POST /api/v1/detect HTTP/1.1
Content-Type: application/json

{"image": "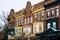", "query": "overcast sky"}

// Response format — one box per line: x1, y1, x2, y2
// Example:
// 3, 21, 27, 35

0, 0, 44, 31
